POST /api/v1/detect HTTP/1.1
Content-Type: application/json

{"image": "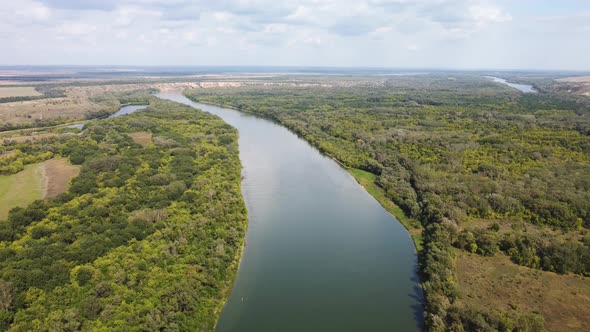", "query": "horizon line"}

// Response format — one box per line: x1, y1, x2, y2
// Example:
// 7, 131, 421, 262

0, 64, 589, 74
